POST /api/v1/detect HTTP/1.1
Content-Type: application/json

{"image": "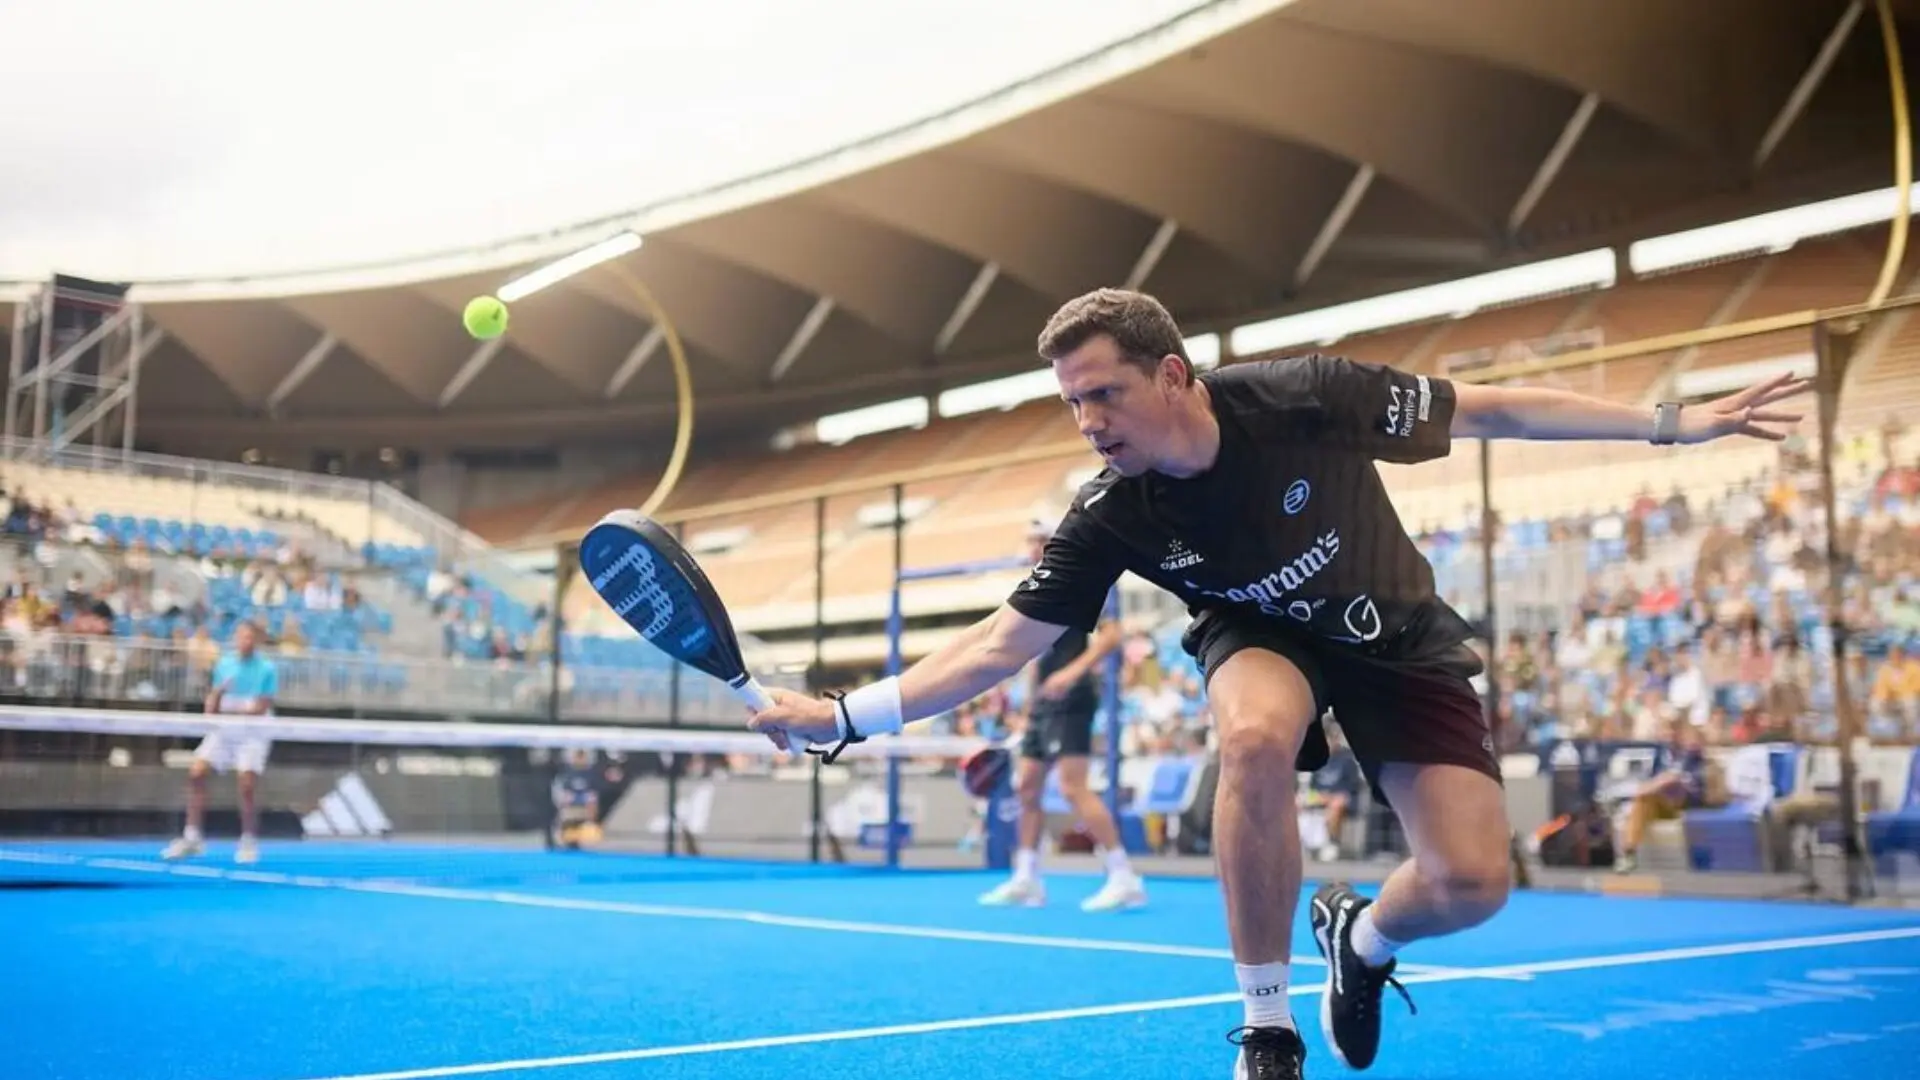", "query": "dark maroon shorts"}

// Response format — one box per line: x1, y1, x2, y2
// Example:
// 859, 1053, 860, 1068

1181, 609, 1502, 804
